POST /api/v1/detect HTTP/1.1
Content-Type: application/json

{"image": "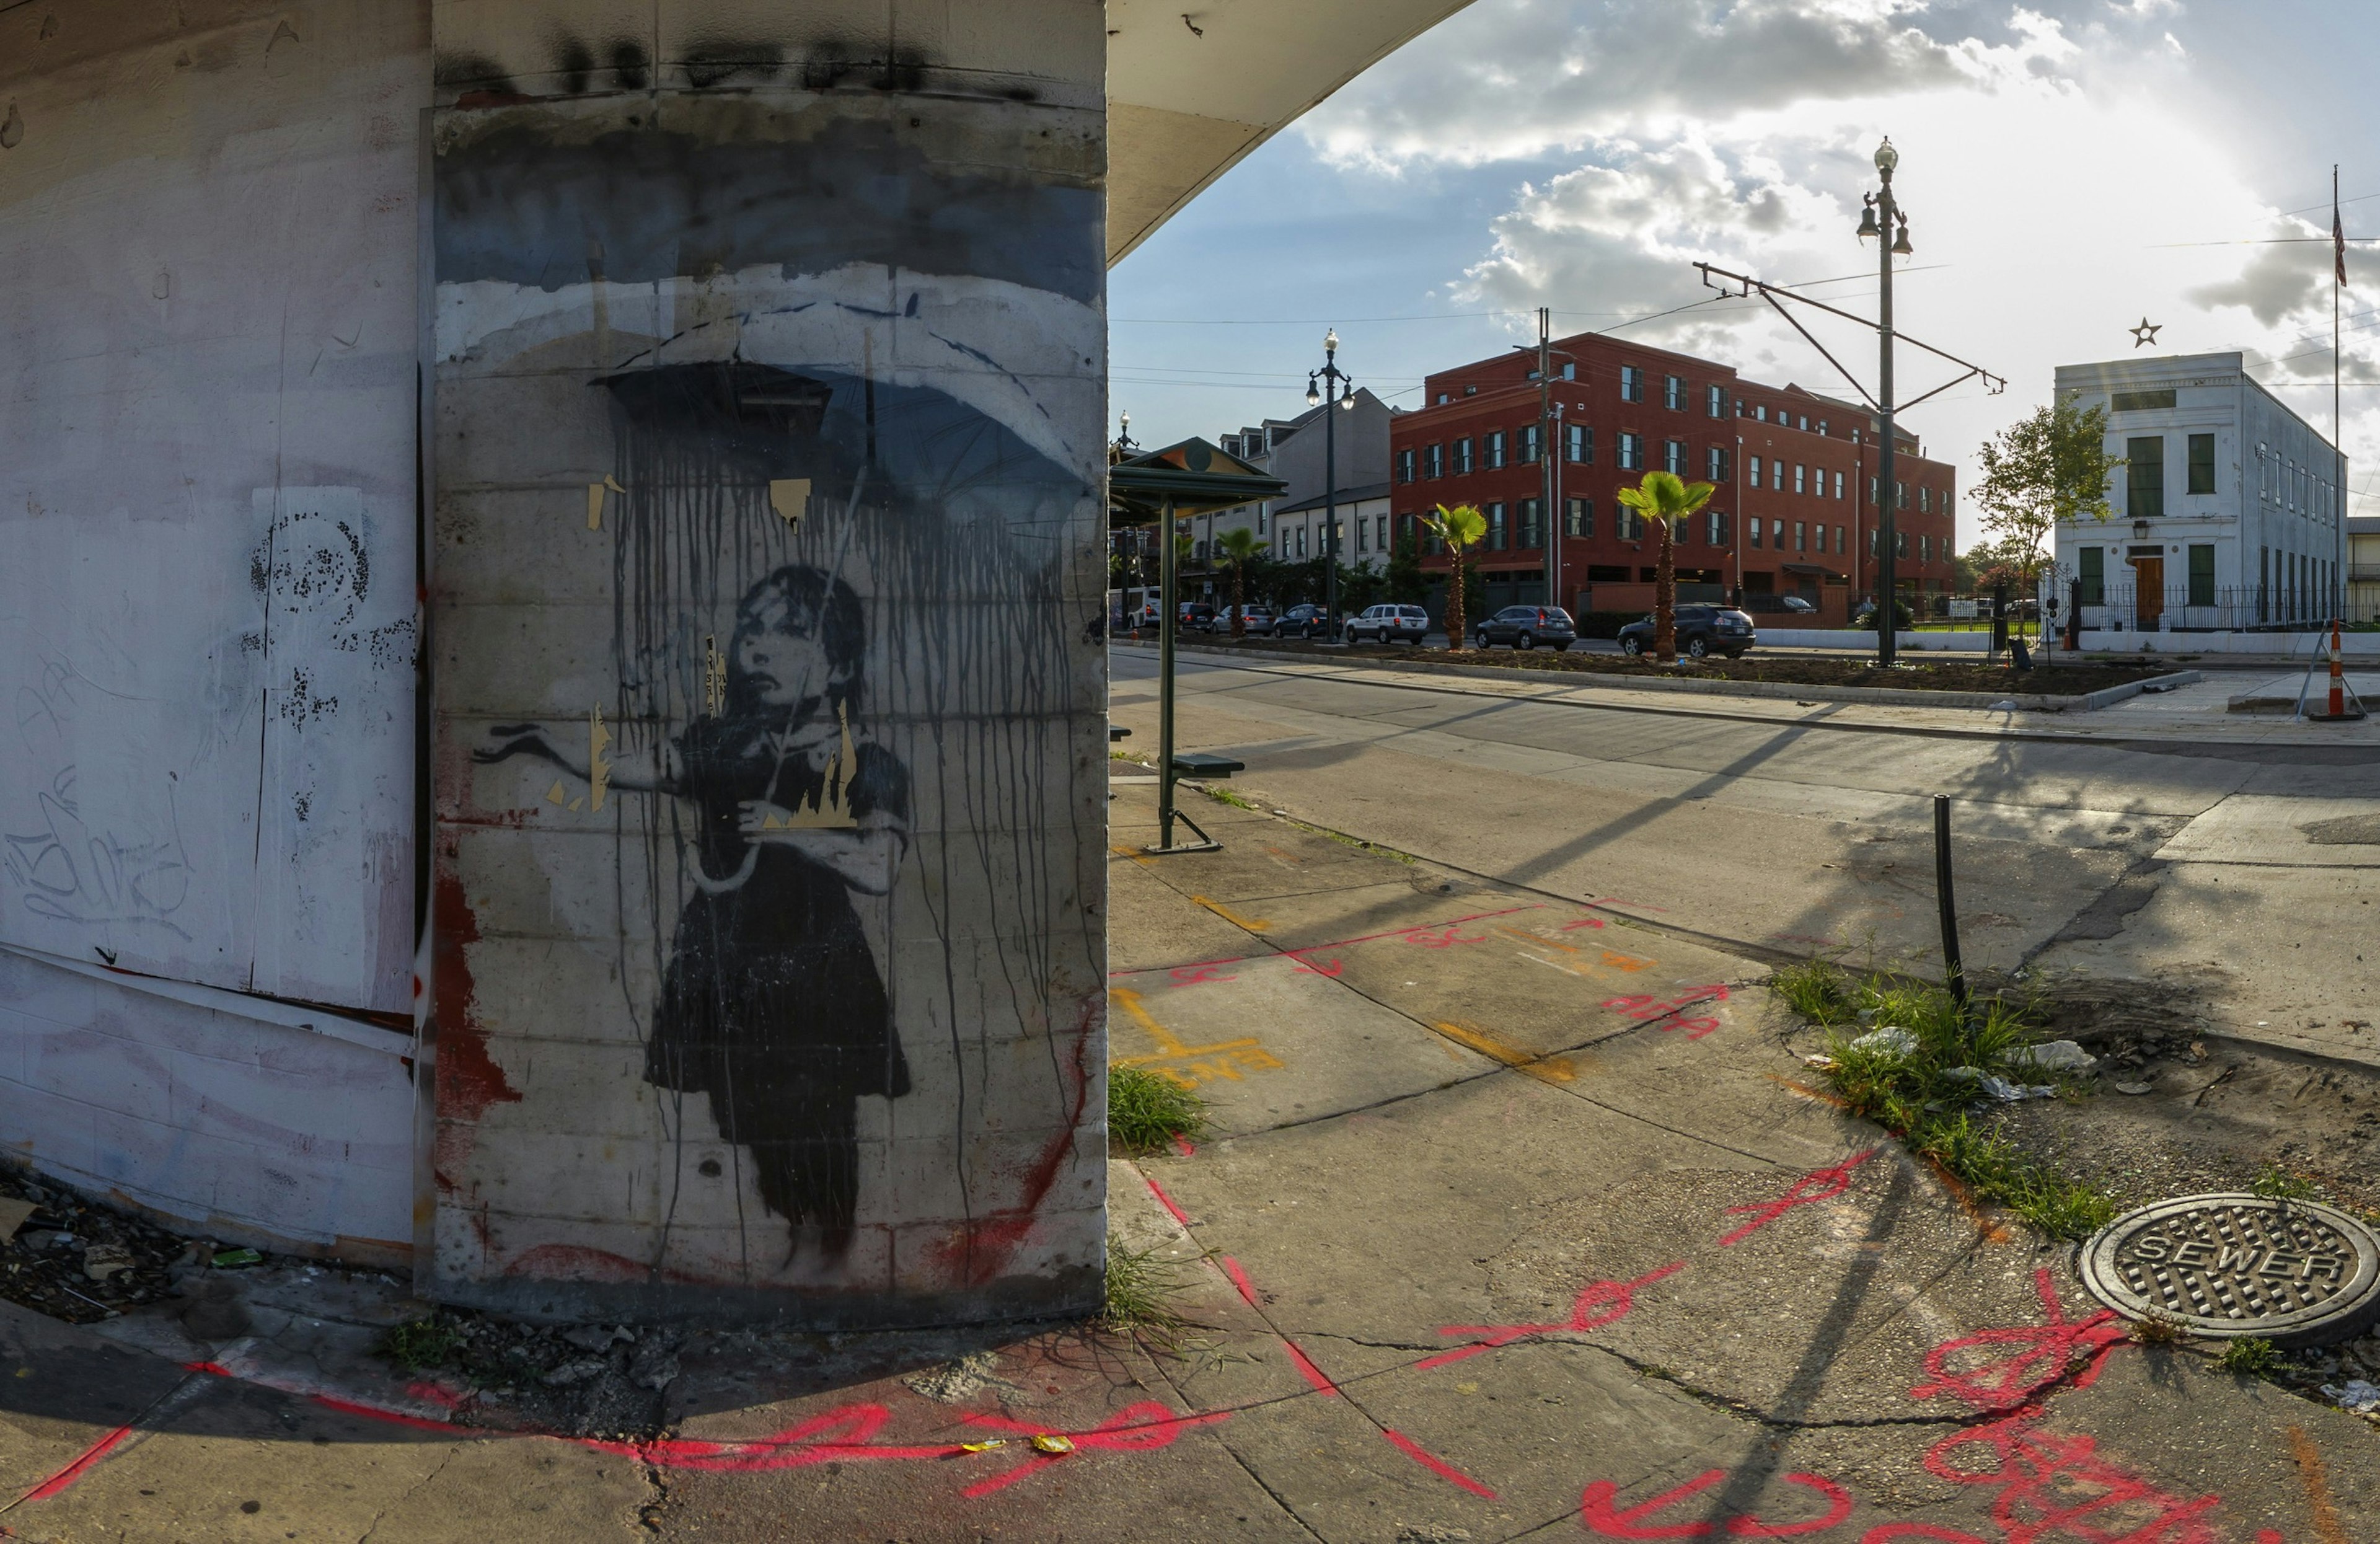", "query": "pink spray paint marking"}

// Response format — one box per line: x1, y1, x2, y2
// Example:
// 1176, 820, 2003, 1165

20, 1425, 135, 1503
955, 1404, 1232, 1498
1144, 1175, 1192, 1227
1382, 1429, 1497, 1498
1422, 1260, 1686, 1369
1603, 986, 1732, 1039
1717, 1149, 1880, 1246
1907, 1269, 2127, 1414
1580, 1467, 1853, 1538
1108, 905, 1542, 981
